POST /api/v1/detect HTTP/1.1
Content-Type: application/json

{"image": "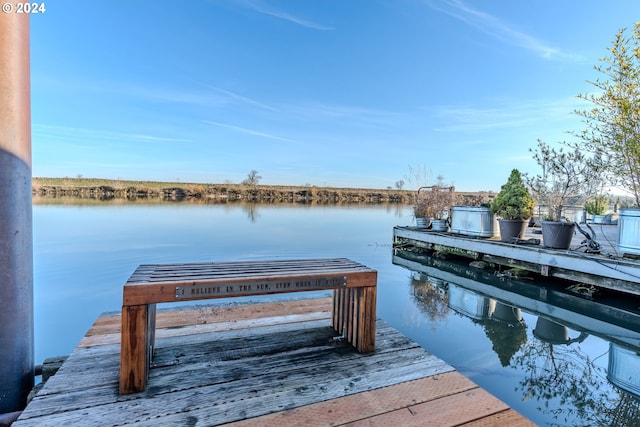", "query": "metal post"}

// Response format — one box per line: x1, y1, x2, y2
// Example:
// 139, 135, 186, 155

0, 12, 33, 414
